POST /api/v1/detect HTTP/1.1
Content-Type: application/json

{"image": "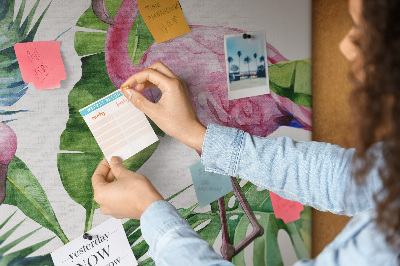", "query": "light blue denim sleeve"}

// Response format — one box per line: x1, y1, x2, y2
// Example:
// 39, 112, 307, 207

201, 124, 382, 216
140, 200, 233, 266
